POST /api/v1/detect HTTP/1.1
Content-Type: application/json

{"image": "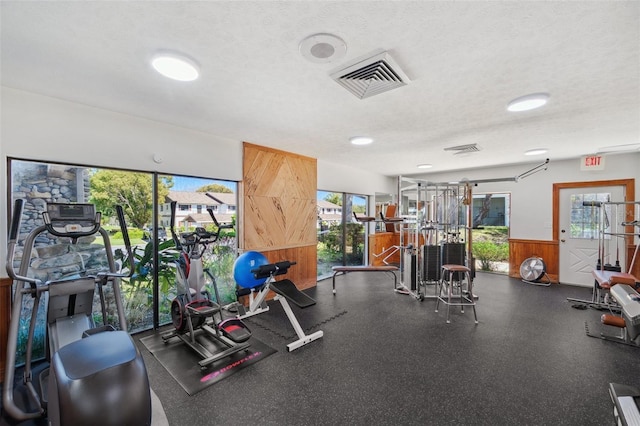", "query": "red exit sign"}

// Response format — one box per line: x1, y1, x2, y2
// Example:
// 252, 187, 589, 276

581, 155, 605, 171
